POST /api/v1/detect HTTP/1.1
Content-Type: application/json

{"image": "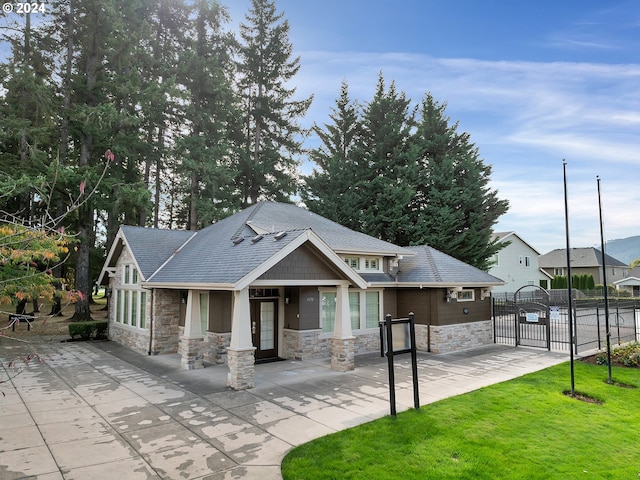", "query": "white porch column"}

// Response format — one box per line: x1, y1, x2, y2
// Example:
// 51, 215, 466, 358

183, 289, 202, 338
227, 287, 256, 390
333, 284, 353, 339
331, 283, 355, 372
180, 289, 204, 370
